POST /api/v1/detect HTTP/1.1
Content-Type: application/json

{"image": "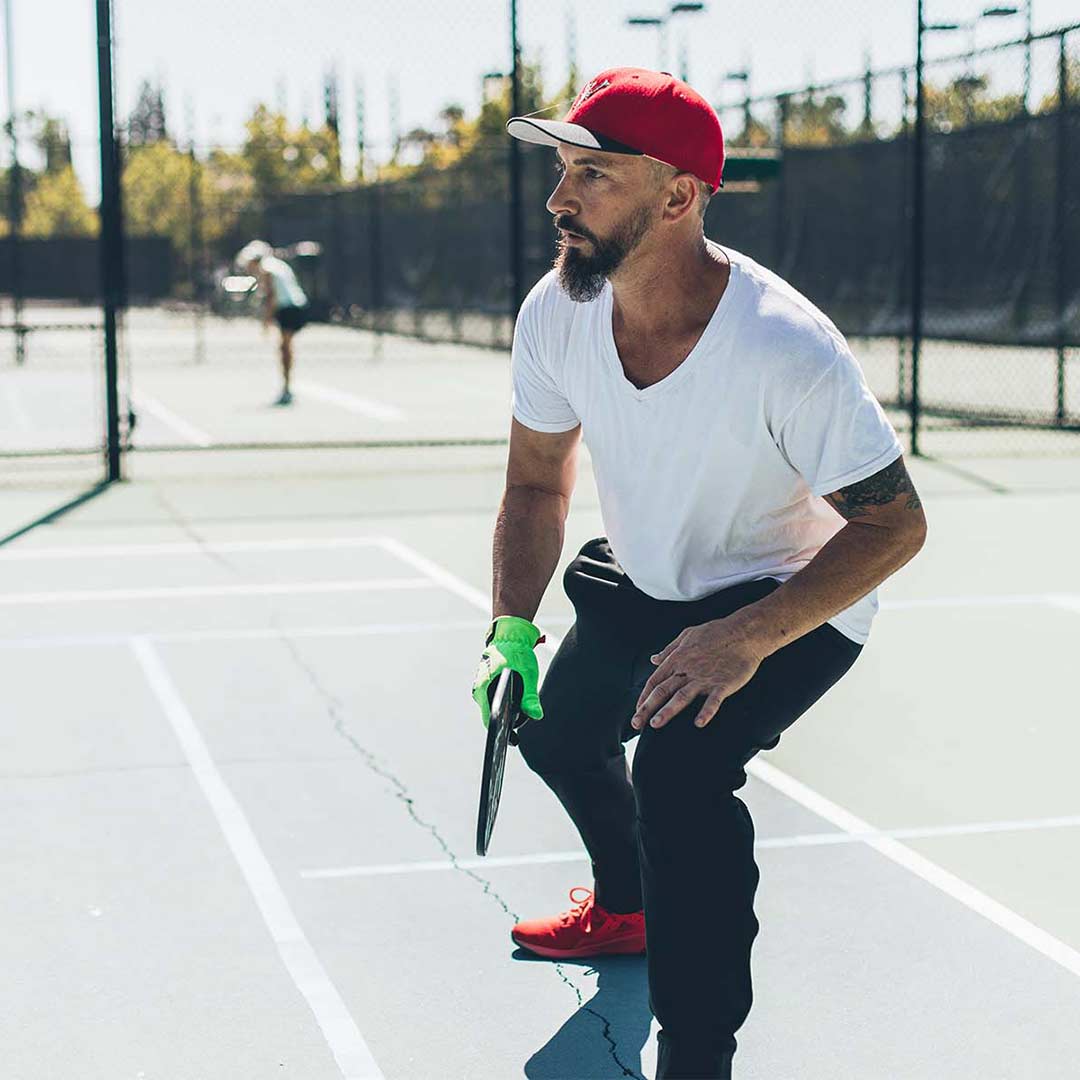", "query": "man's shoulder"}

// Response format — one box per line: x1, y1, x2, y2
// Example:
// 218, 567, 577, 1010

726, 248, 845, 359
519, 270, 579, 321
